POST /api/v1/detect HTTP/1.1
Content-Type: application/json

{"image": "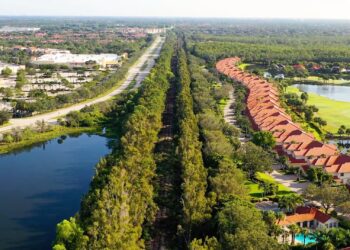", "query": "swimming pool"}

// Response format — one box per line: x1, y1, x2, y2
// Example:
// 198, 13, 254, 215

296, 234, 317, 245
